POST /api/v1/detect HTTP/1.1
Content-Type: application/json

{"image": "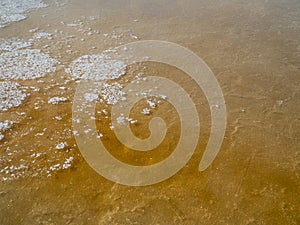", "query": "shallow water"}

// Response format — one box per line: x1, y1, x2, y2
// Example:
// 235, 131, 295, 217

0, 0, 299, 224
